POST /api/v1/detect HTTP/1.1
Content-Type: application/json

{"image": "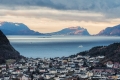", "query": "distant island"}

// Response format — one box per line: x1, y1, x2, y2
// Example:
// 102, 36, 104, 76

0, 22, 44, 35
46, 26, 90, 36
0, 21, 90, 36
